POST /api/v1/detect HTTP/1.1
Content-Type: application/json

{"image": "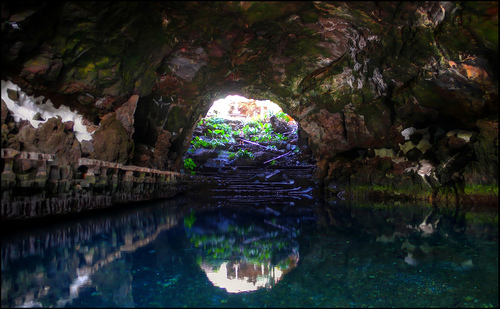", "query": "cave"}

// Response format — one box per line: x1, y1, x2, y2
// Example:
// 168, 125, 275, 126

0, 2, 498, 307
